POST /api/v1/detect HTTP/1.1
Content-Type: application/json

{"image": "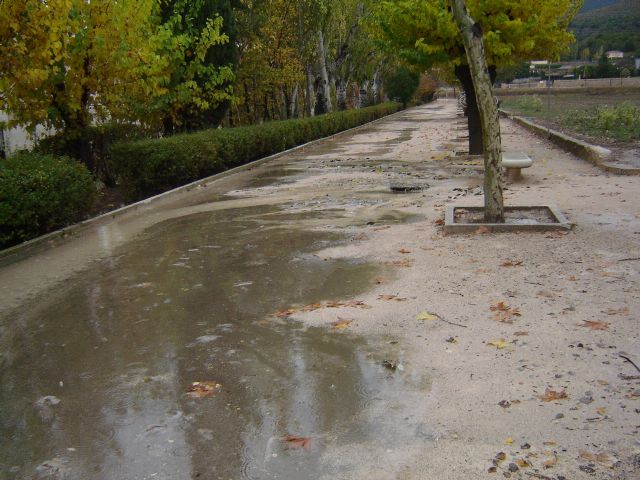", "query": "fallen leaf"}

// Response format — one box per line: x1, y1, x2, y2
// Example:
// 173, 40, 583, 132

475, 268, 492, 274
398, 248, 411, 254
385, 259, 413, 268
435, 218, 445, 226
498, 400, 511, 408
545, 231, 568, 238
505, 437, 514, 445
285, 435, 312, 450
487, 339, 512, 350
273, 308, 297, 318
568, 275, 578, 281
476, 226, 490, 234
514, 331, 529, 336
331, 318, 352, 329
579, 451, 617, 468
186, 381, 222, 398
416, 311, 439, 321
578, 320, 610, 331
516, 459, 529, 468
378, 294, 407, 302
538, 388, 568, 402
603, 307, 629, 315
343, 300, 371, 309
501, 260, 523, 267
597, 406, 606, 415
490, 301, 521, 323
495, 452, 507, 462
301, 302, 323, 312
